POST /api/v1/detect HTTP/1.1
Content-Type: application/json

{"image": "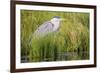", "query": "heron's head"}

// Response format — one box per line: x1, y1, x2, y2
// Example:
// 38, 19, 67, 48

51, 16, 61, 21
50, 16, 61, 25
51, 16, 65, 25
